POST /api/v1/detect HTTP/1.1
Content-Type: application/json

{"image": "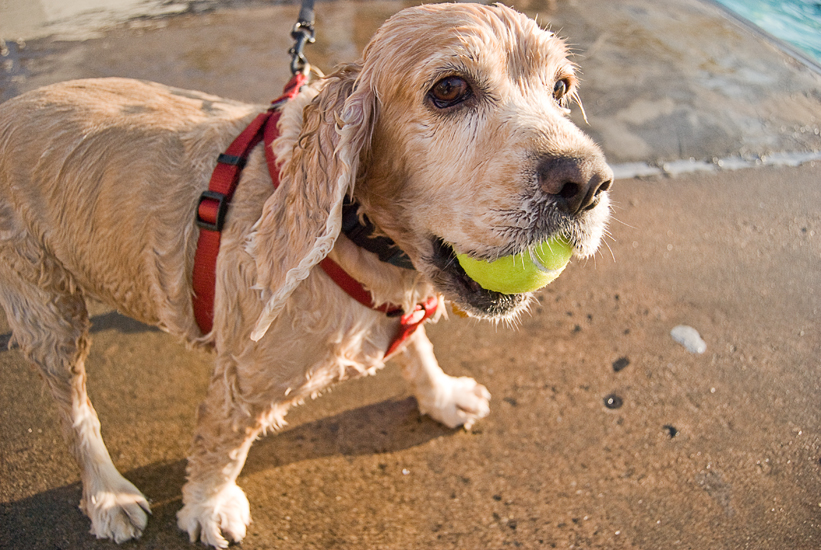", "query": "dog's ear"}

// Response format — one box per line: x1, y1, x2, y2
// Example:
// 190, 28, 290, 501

248, 64, 376, 341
